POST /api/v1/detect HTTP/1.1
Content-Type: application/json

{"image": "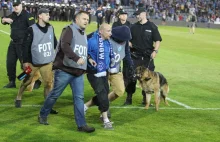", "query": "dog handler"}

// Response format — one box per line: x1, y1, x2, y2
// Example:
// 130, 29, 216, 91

123, 7, 162, 105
